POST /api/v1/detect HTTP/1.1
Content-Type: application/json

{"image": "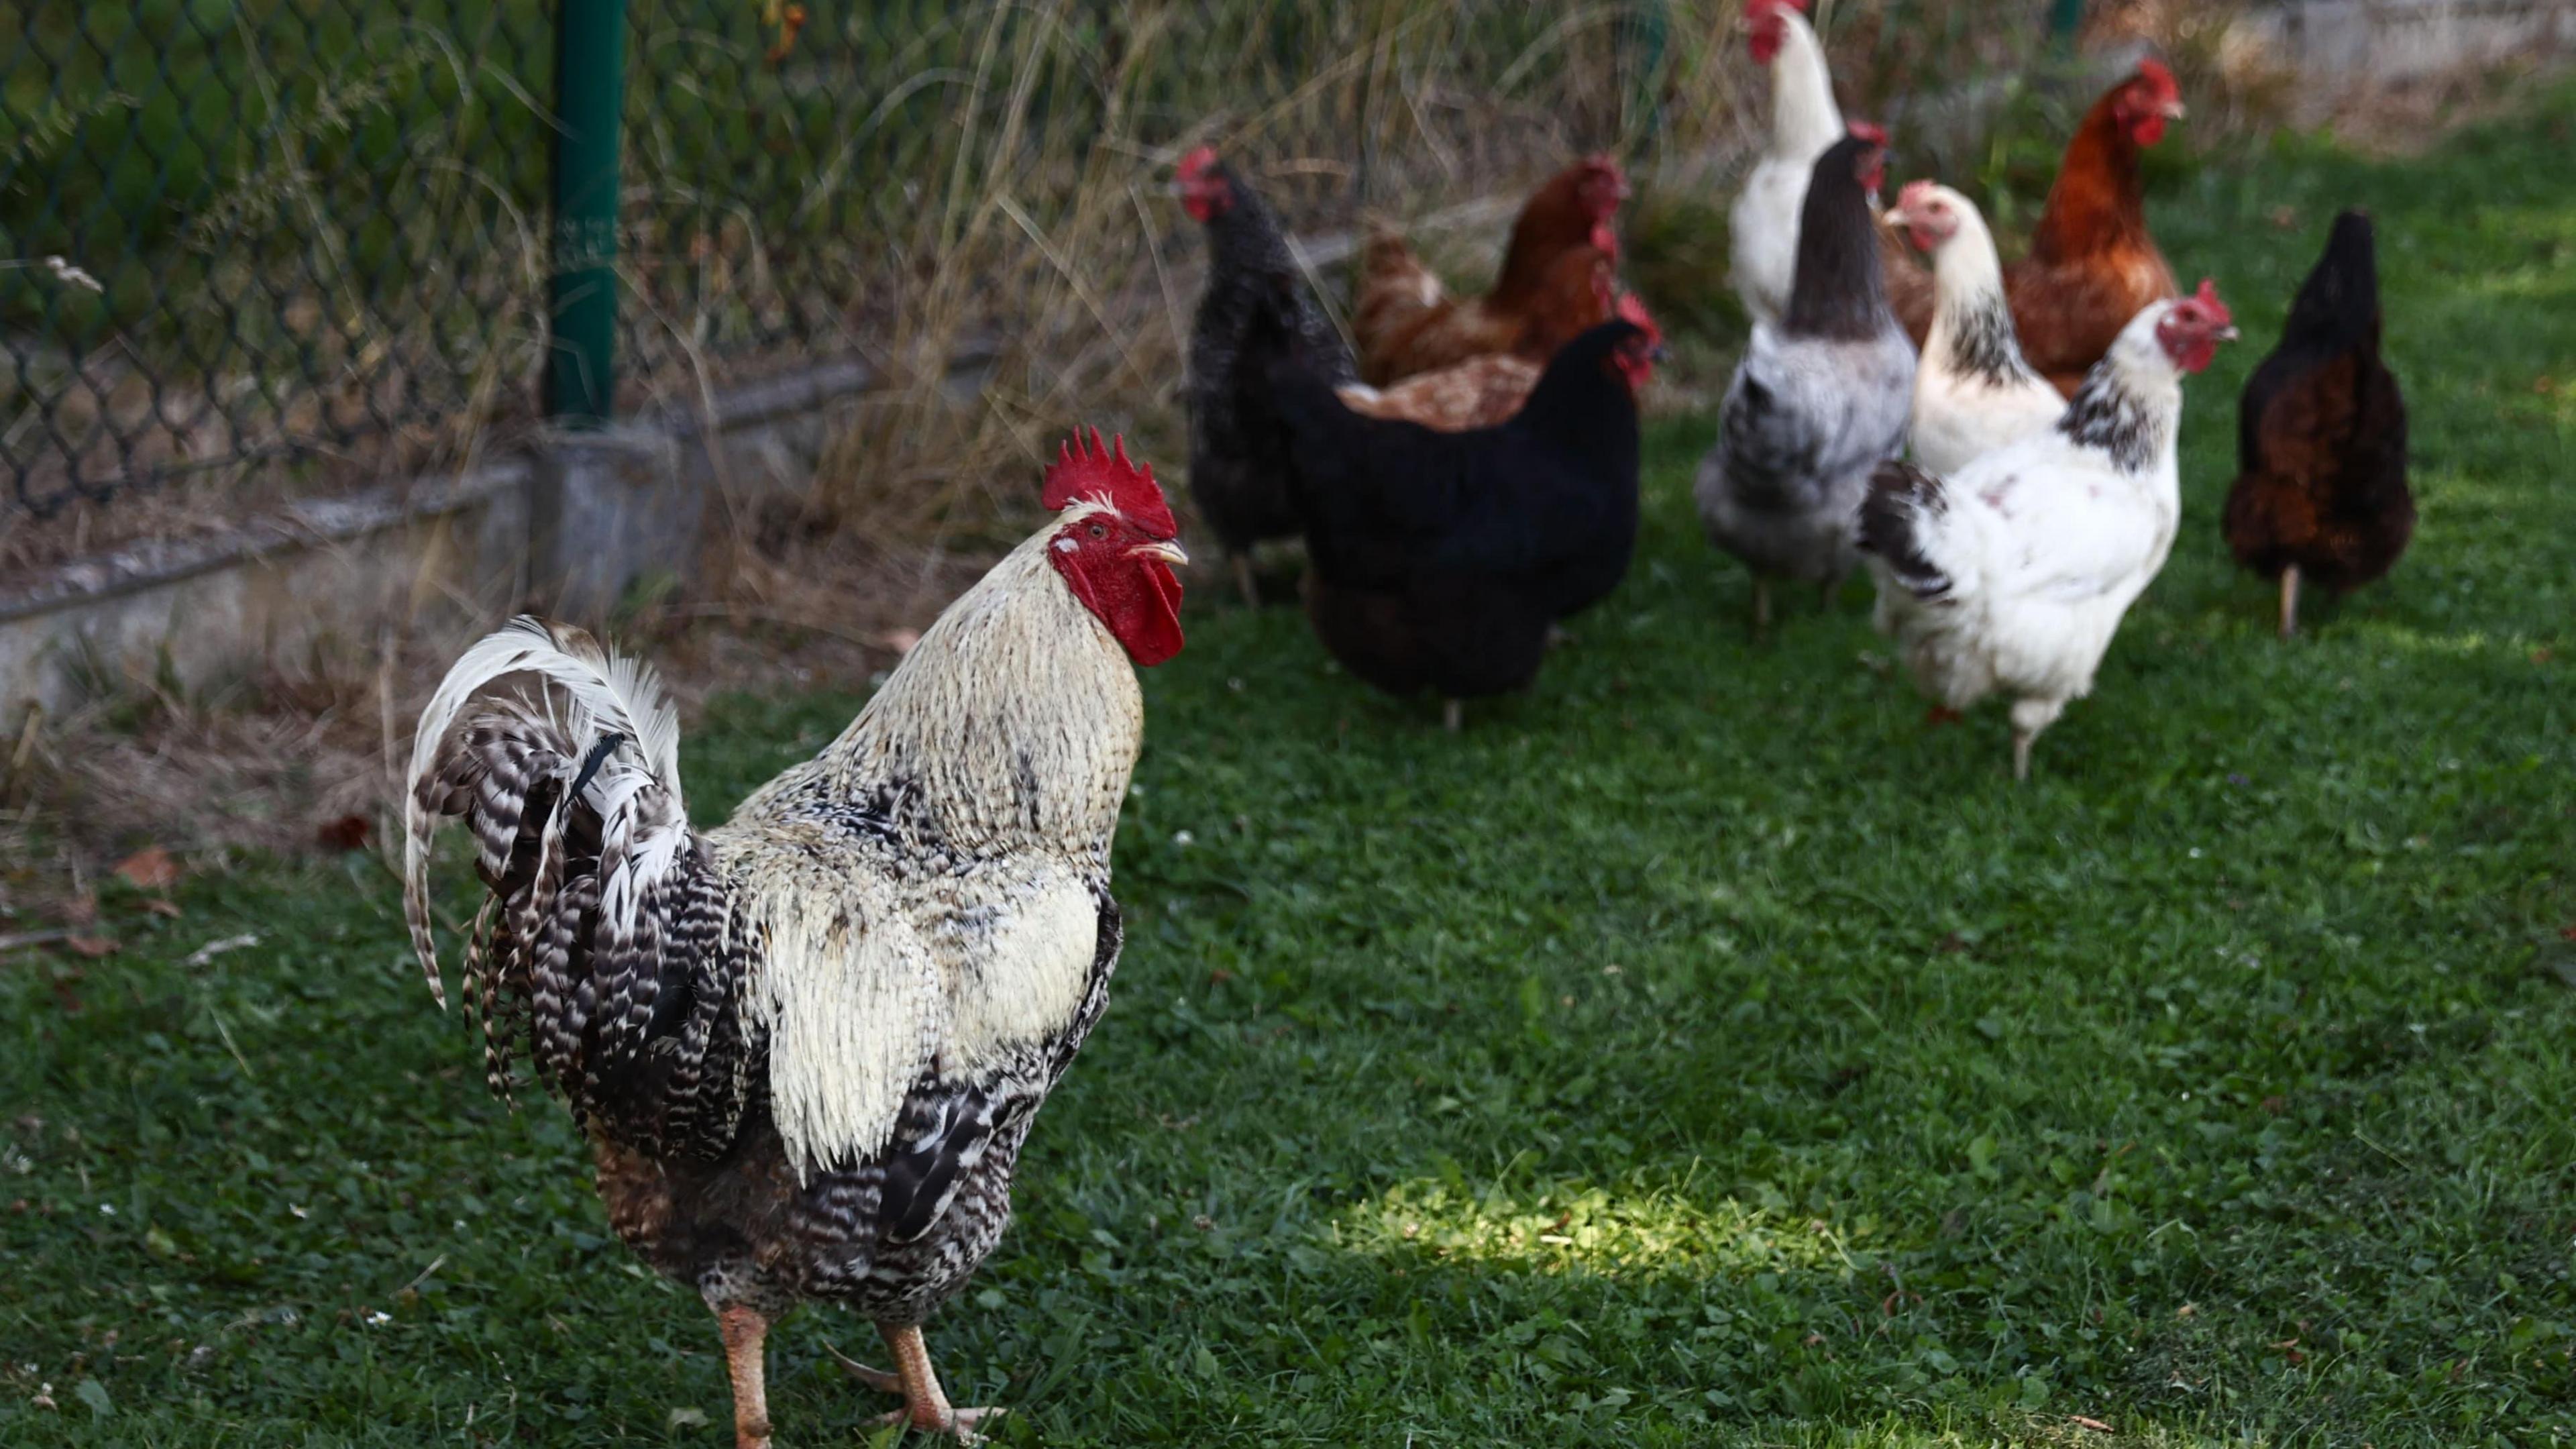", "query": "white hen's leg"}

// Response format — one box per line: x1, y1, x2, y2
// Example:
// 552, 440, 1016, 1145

2007, 697, 2066, 784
